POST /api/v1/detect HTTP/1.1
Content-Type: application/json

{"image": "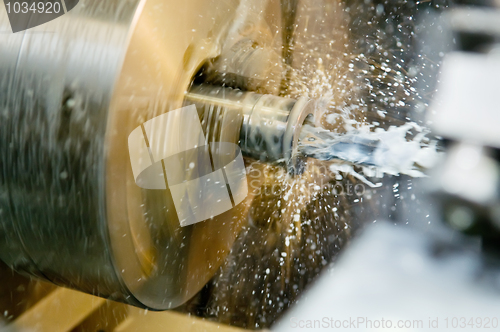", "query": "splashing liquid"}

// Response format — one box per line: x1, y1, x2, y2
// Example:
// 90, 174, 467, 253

181, 0, 448, 329
298, 122, 439, 176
